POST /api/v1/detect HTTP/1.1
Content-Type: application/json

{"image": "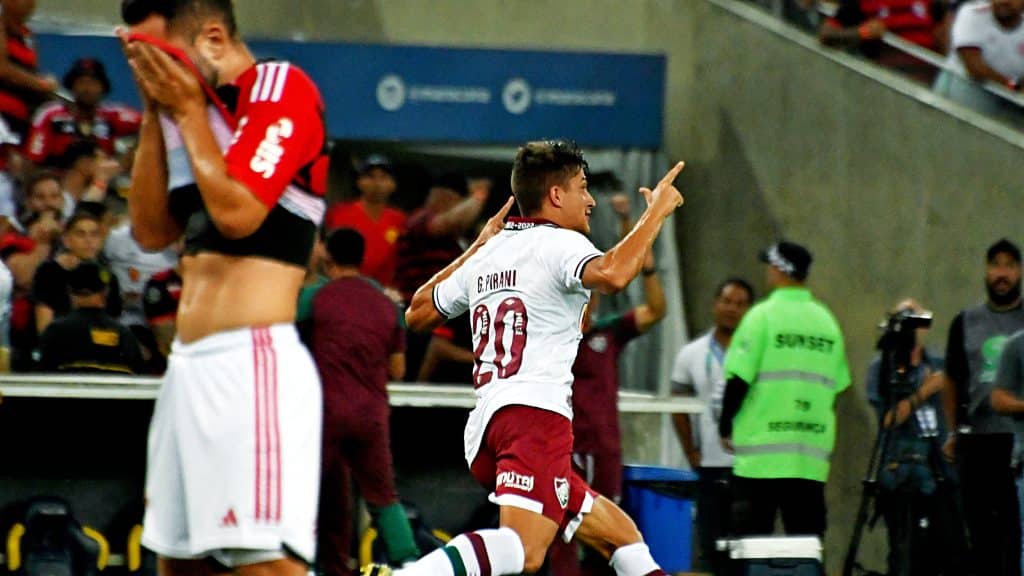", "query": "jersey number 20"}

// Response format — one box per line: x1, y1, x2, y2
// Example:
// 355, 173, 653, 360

472, 297, 528, 388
